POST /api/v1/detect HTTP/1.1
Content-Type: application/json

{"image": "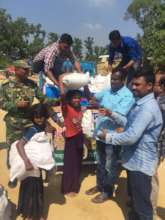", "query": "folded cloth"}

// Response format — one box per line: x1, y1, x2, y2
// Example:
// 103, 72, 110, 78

81, 109, 95, 138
